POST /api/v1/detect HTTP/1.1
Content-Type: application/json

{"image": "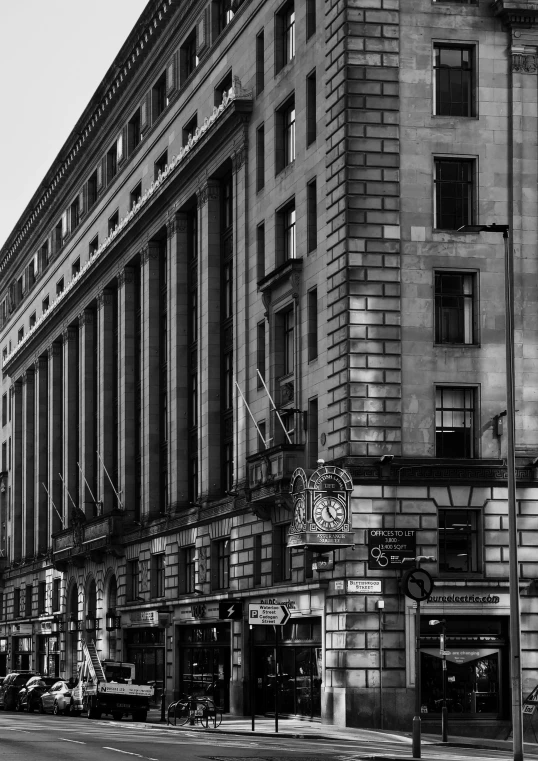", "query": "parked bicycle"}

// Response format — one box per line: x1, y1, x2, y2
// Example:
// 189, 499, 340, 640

167, 694, 222, 728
